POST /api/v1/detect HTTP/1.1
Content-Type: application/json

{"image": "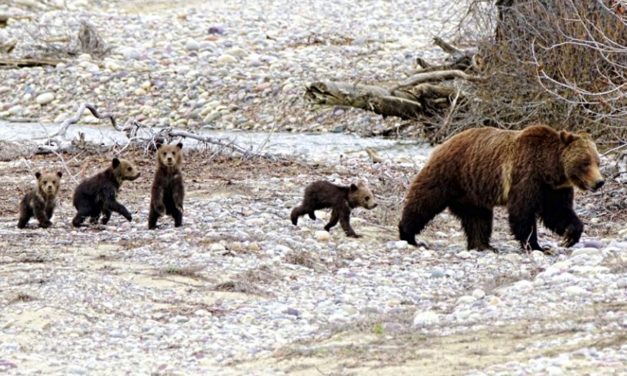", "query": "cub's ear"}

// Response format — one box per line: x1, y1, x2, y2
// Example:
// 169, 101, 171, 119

56, 171, 63, 178
559, 130, 580, 145
176, 142, 183, 150
112, 158, 120, 168
350, 183, 358, 192
35, 172, 42, 179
